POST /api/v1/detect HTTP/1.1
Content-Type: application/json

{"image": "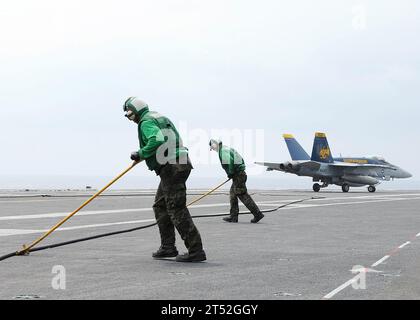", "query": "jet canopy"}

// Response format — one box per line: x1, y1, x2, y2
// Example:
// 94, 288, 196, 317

370, 156, 390, 165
